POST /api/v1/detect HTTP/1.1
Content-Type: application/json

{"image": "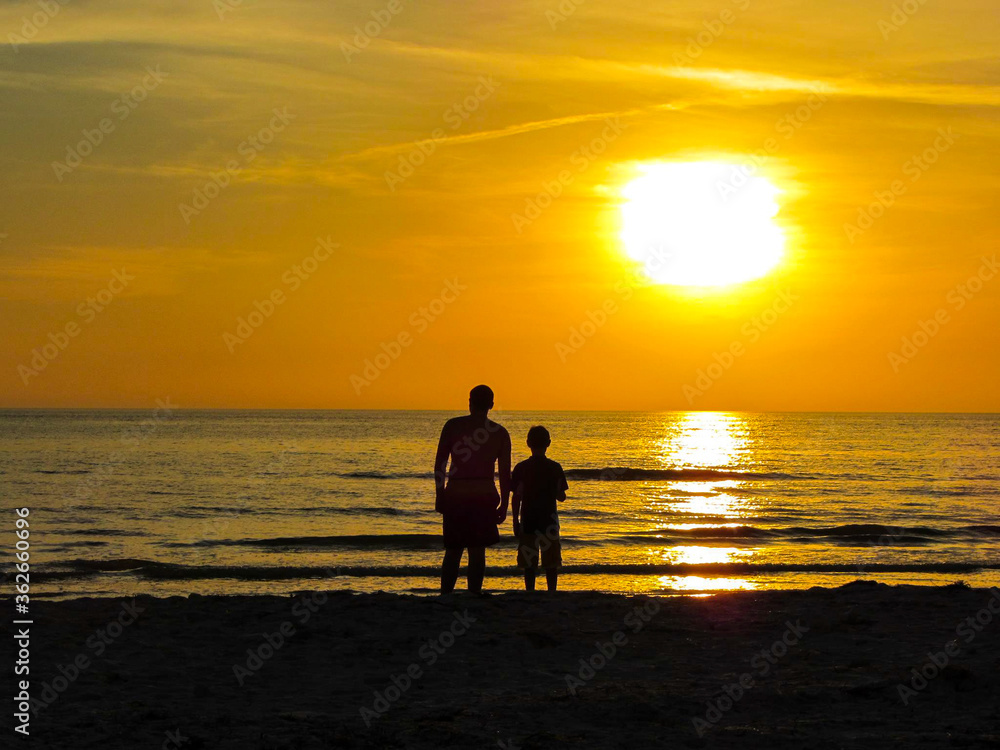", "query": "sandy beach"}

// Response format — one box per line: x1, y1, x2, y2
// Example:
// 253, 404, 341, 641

8, 581, 1000, 748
